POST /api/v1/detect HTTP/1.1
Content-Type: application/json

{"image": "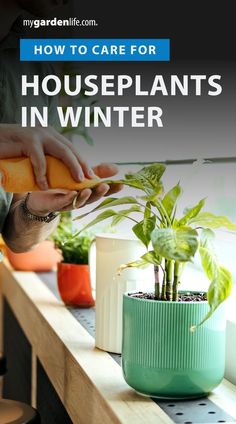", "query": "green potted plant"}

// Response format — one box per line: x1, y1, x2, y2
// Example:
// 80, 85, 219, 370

74, 163, 236, 398
51, 212, 95, 307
